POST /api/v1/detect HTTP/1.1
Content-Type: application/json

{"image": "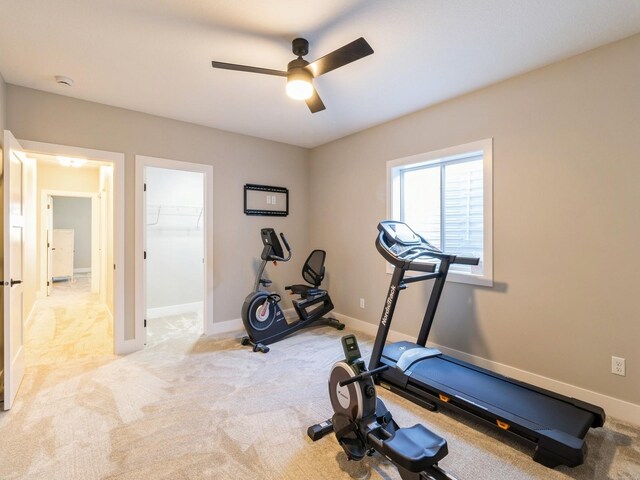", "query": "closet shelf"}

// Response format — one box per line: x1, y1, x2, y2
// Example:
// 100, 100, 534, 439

146, 204, 204, 227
